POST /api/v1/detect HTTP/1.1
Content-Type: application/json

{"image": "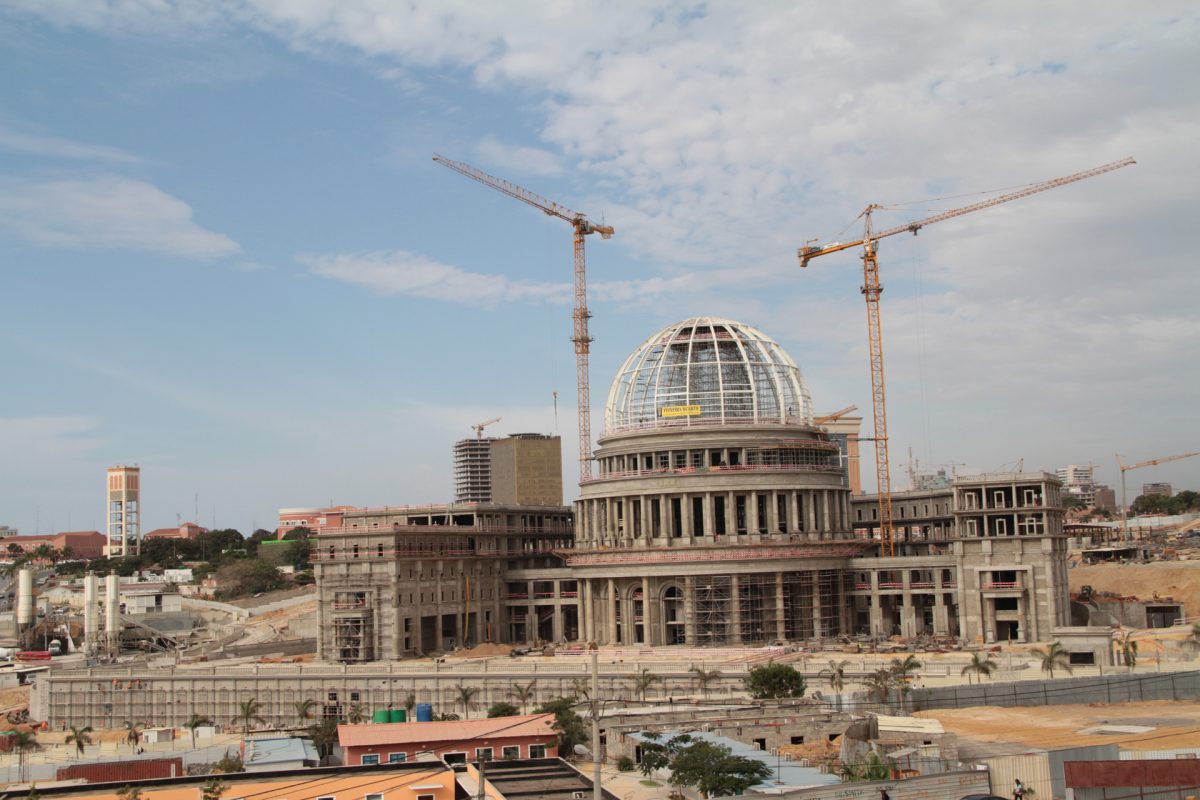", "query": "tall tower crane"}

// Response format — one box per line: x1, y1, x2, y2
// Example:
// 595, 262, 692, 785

434, 155, 613, 482
472, 417, 501, 440
799, 157, 1135, 556
1115, 451, 1200, 540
